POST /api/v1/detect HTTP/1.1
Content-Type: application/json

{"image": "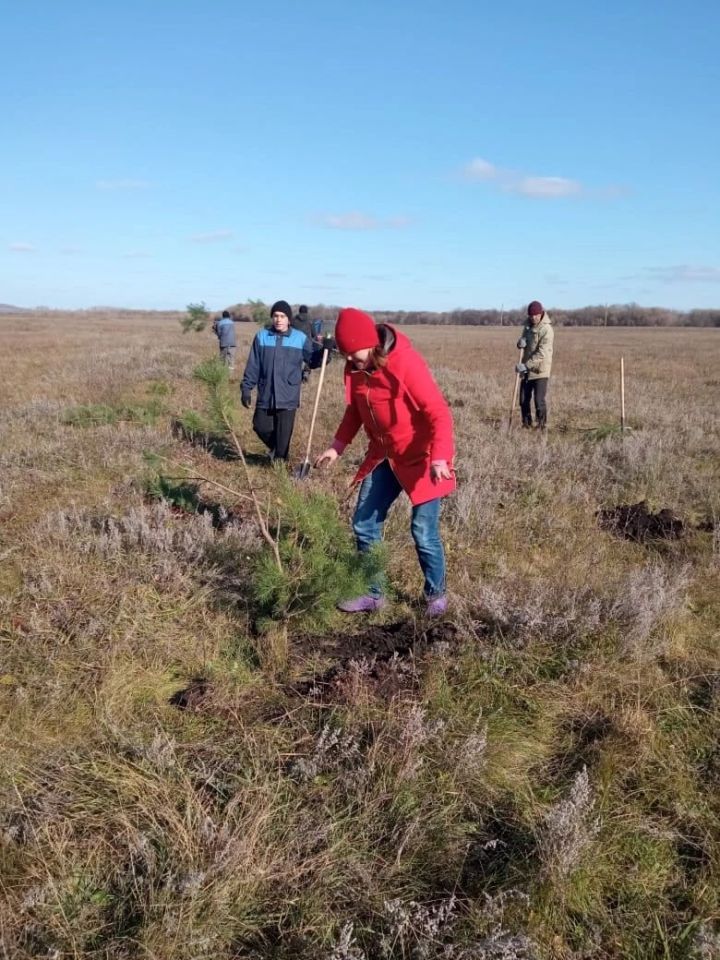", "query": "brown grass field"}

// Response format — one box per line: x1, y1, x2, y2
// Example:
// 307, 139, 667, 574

1, 313, 719, 959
